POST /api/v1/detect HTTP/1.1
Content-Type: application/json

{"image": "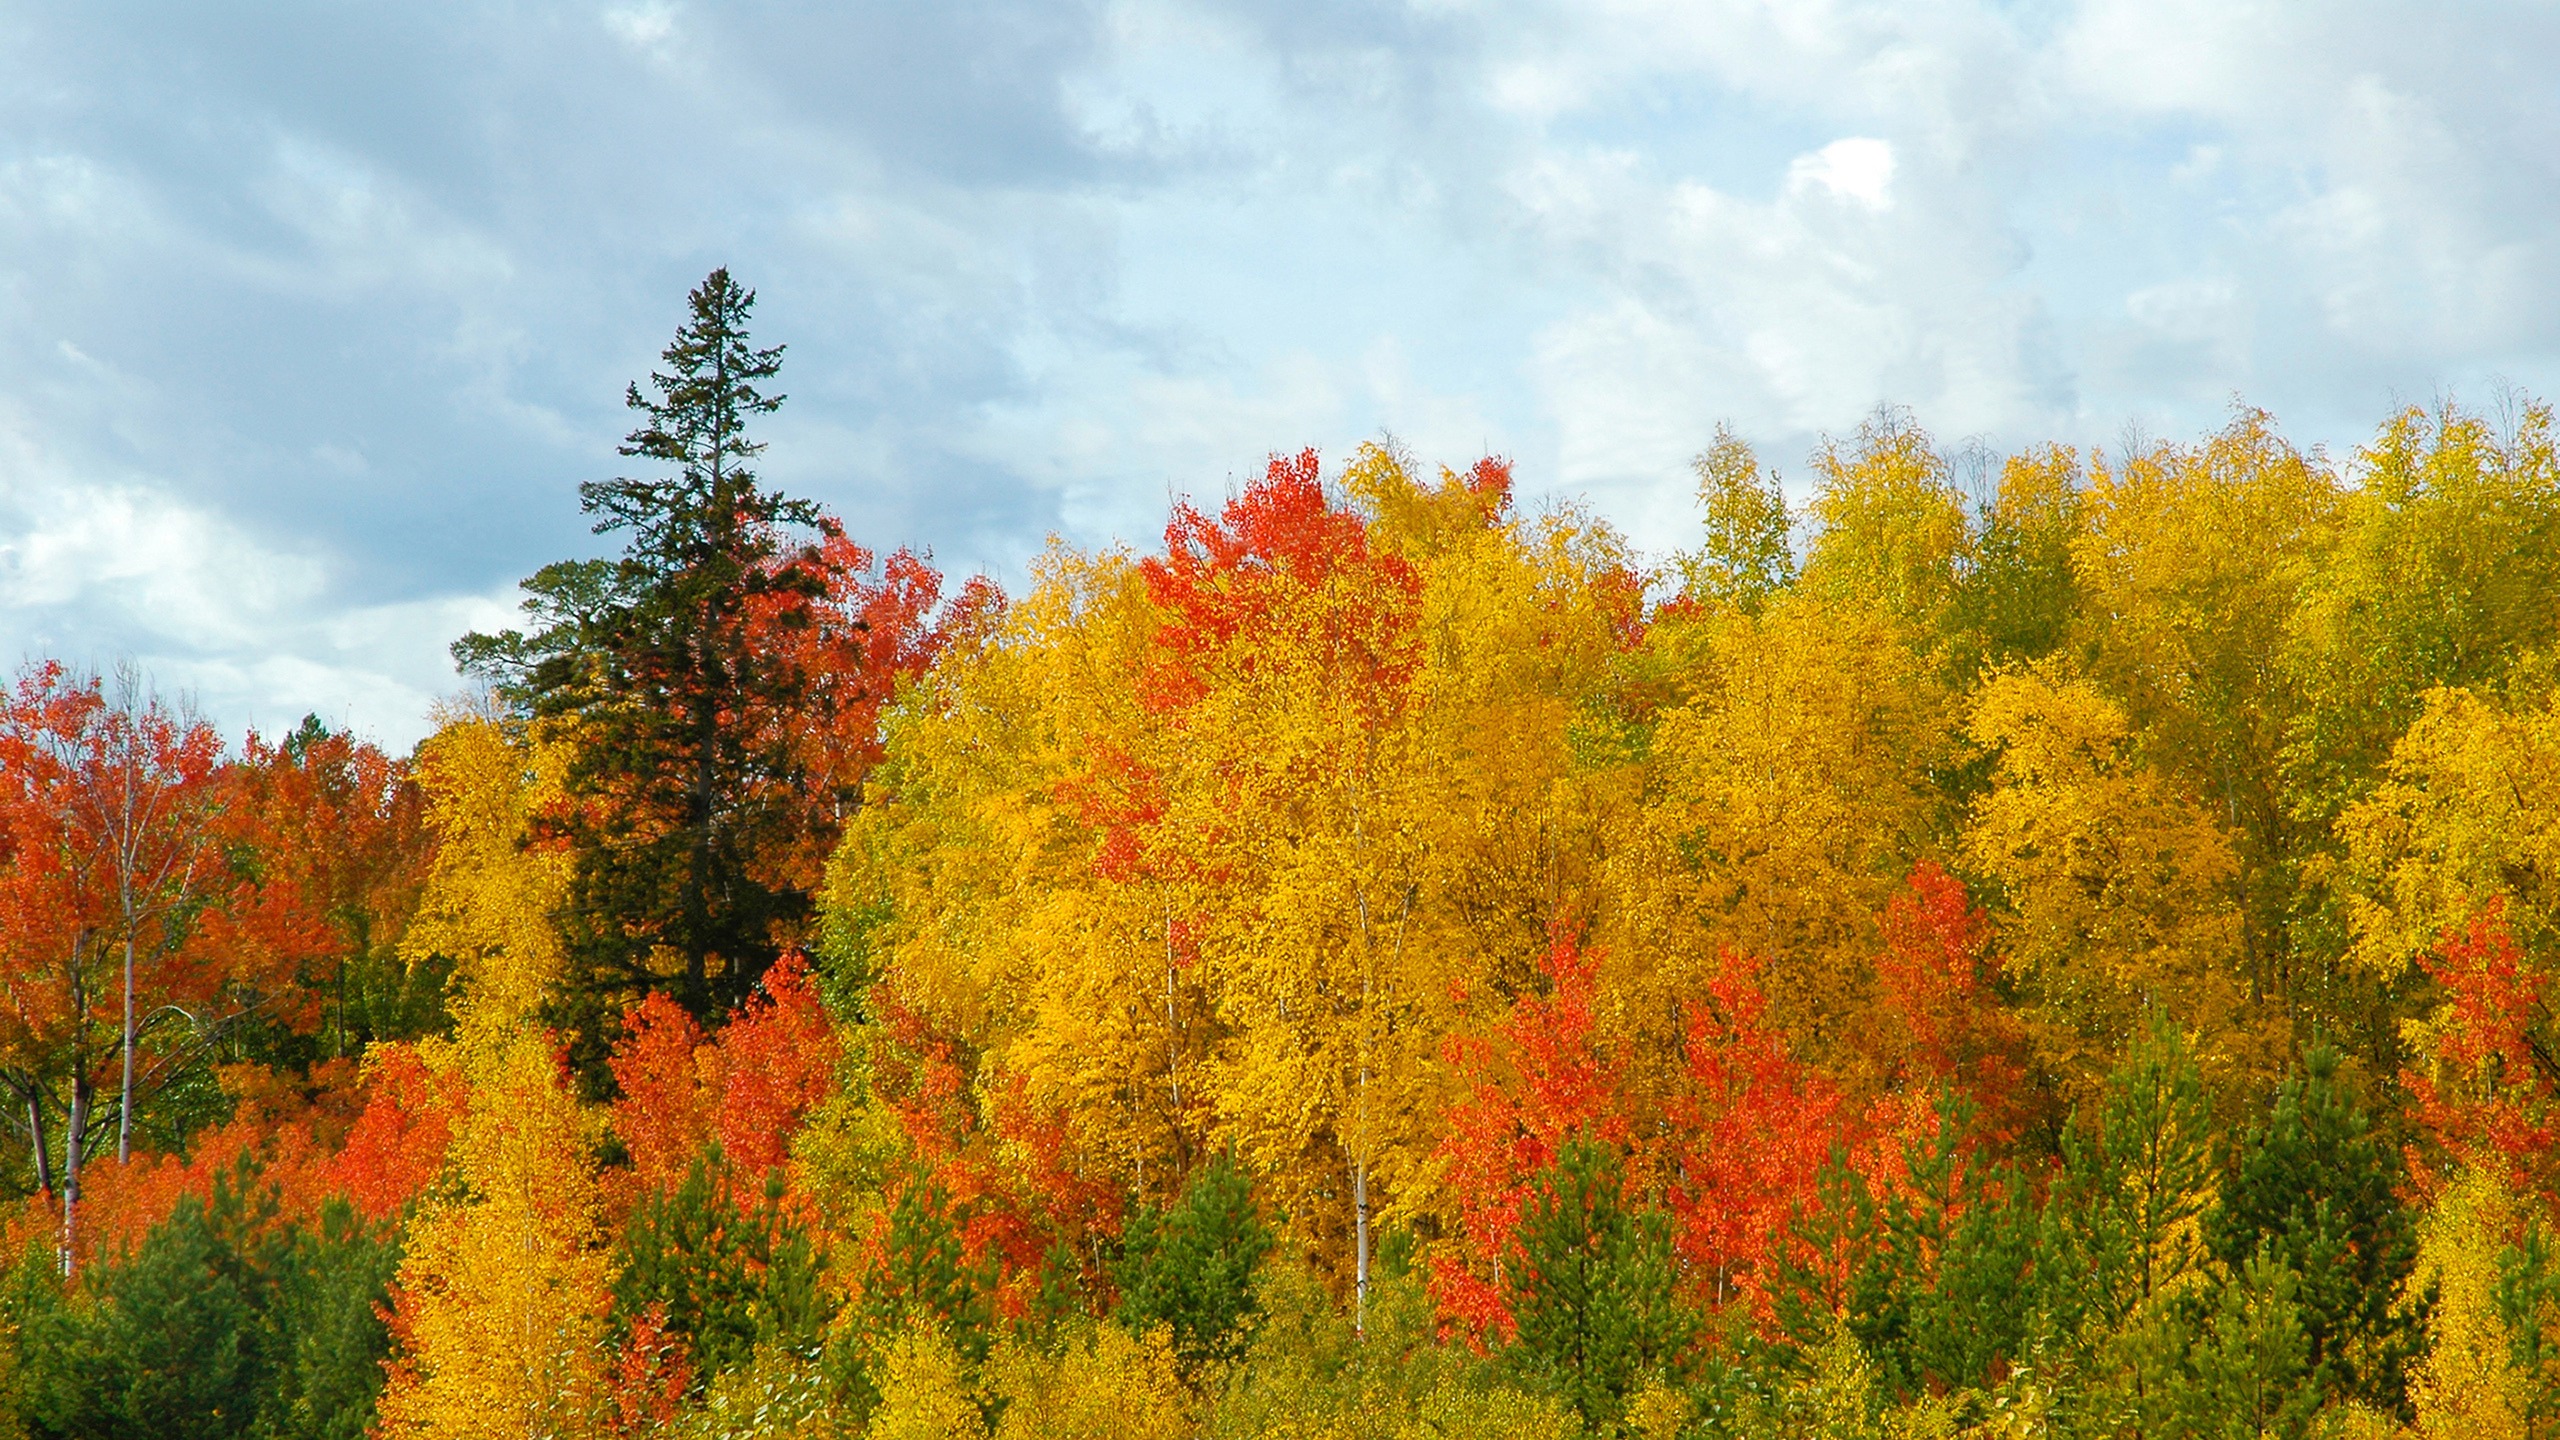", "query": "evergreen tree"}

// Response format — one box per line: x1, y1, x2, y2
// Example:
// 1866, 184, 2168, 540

1501, 1135, 1692, 1430
2130, 1250, 2322, 1440
1112, 1152, 1275, 1370
853, 1173, 997, 1366
1830, 1094, 2040, 1399
9, 1160, 399, 1440
263, 1197, 404, 1440
2205, 1045, 2427, 1415
610, 1144, 826, 1391
2040, 1016, 2216, 1342
456, 268, 854, 1064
